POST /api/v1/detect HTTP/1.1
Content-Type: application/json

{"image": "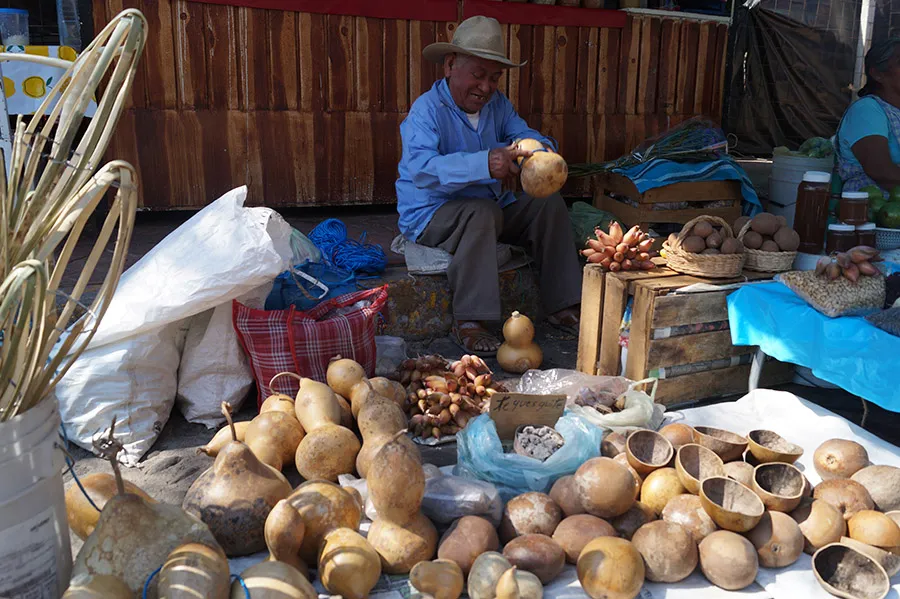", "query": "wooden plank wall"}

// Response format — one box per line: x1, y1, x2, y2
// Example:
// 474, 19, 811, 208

95, 1, 729, 209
